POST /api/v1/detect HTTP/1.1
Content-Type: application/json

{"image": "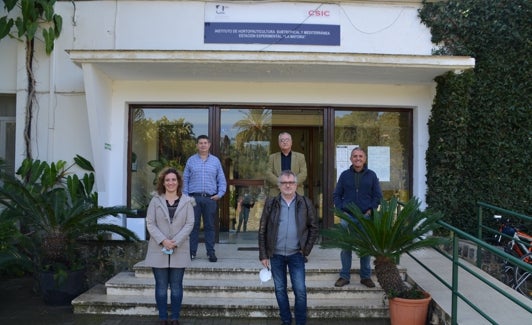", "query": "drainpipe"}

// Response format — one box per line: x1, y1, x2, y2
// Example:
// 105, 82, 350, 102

47, 43, 56, 161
